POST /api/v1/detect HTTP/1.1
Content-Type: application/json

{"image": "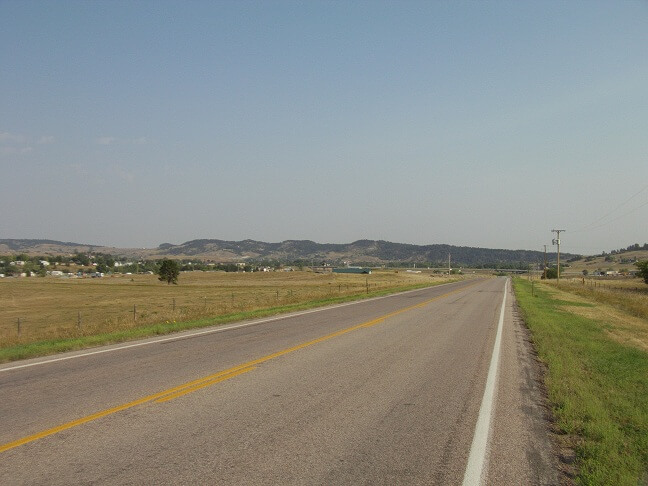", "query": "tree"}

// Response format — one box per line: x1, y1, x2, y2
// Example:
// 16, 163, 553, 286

542, 267, 558, 279
158, 259, 180, 285
73, 253, 90, 266
636, 260, 648, 285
